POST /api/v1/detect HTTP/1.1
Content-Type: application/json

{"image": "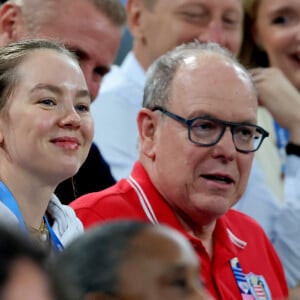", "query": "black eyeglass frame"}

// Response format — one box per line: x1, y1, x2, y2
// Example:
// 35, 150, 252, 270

152, 106, 269, 153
